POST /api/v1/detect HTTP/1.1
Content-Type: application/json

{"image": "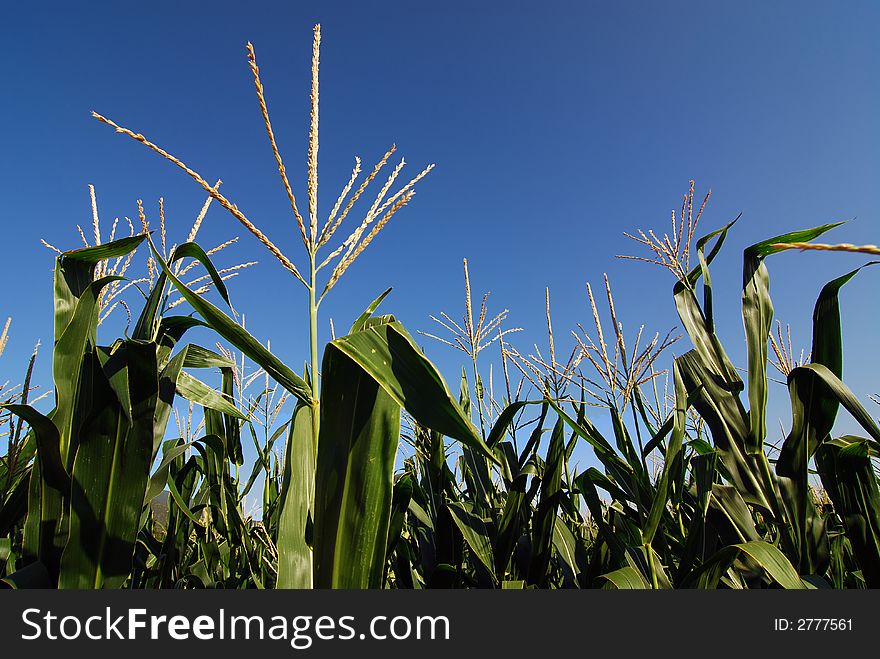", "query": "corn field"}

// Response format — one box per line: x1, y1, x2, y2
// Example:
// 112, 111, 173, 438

2, 25, 880, 590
